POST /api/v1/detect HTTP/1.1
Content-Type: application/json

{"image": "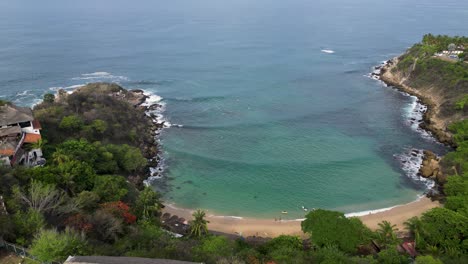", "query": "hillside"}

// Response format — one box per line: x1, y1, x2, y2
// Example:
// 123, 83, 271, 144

33, 83, 160, 185
380, 34, 468, 146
